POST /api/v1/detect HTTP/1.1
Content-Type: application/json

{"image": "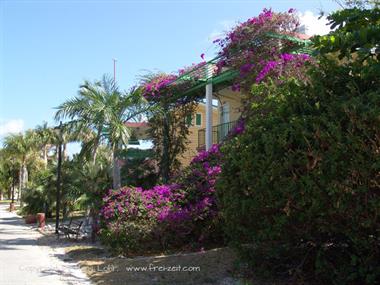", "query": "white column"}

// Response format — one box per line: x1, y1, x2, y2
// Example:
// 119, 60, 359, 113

205, 82, 213, 150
